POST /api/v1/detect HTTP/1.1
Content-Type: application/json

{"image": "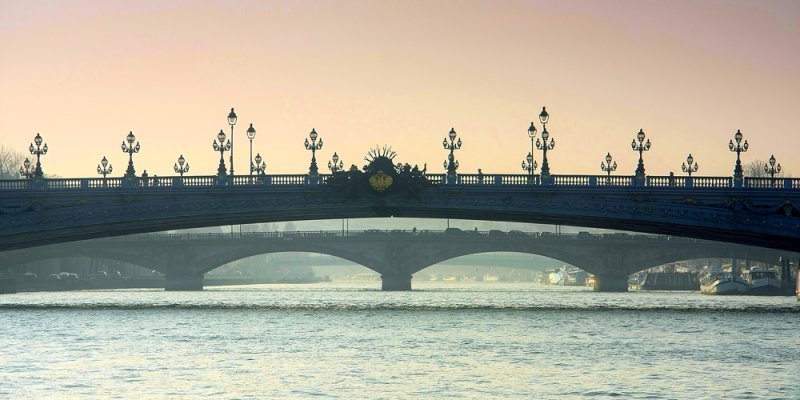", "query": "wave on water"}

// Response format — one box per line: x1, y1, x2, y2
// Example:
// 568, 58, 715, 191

1, 303, 798, 313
